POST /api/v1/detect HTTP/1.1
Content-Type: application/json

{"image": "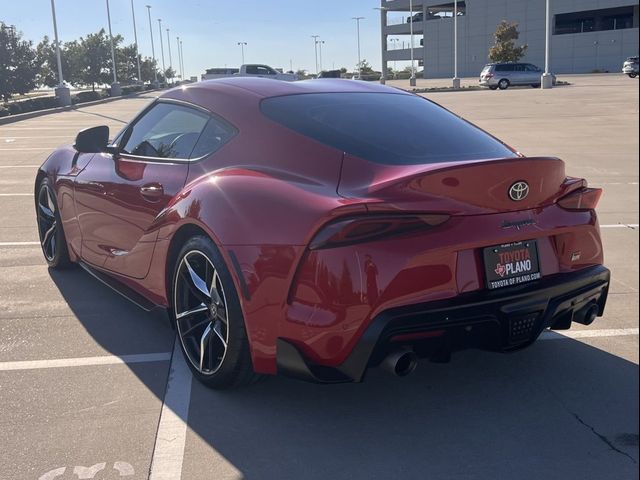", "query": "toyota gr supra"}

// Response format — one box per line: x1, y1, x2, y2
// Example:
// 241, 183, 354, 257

35, 78, 610, 388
